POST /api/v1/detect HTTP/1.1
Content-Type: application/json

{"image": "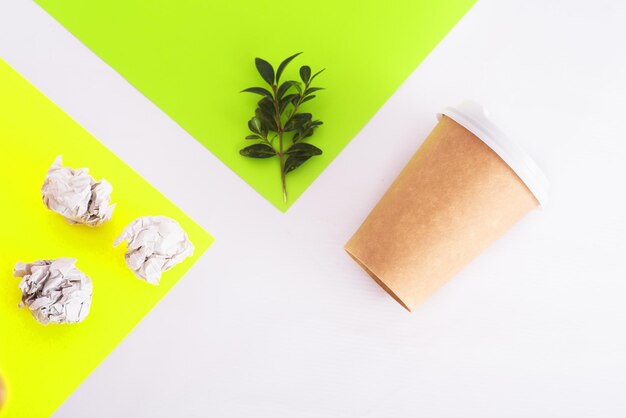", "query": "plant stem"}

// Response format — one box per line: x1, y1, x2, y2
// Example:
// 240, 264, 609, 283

280, 161, 287, 202
283, 81, 308, 128
272, 84, 288, 202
